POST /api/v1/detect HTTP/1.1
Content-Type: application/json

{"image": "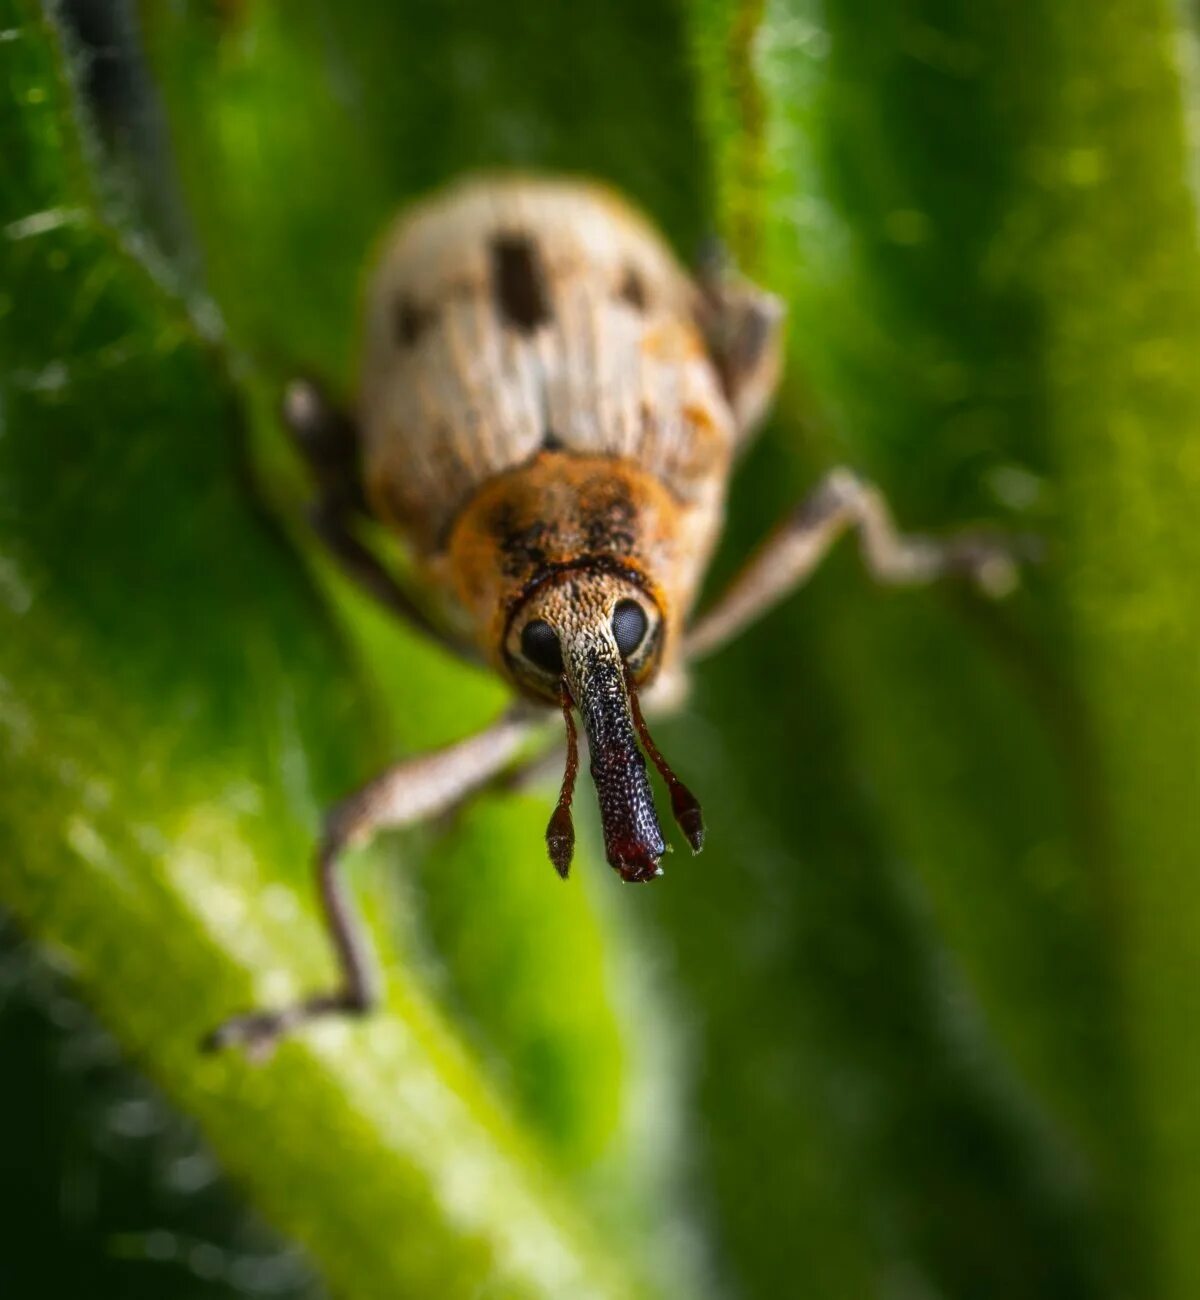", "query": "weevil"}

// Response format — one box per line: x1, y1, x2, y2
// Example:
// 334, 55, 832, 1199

208, 174, 1019, 1054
